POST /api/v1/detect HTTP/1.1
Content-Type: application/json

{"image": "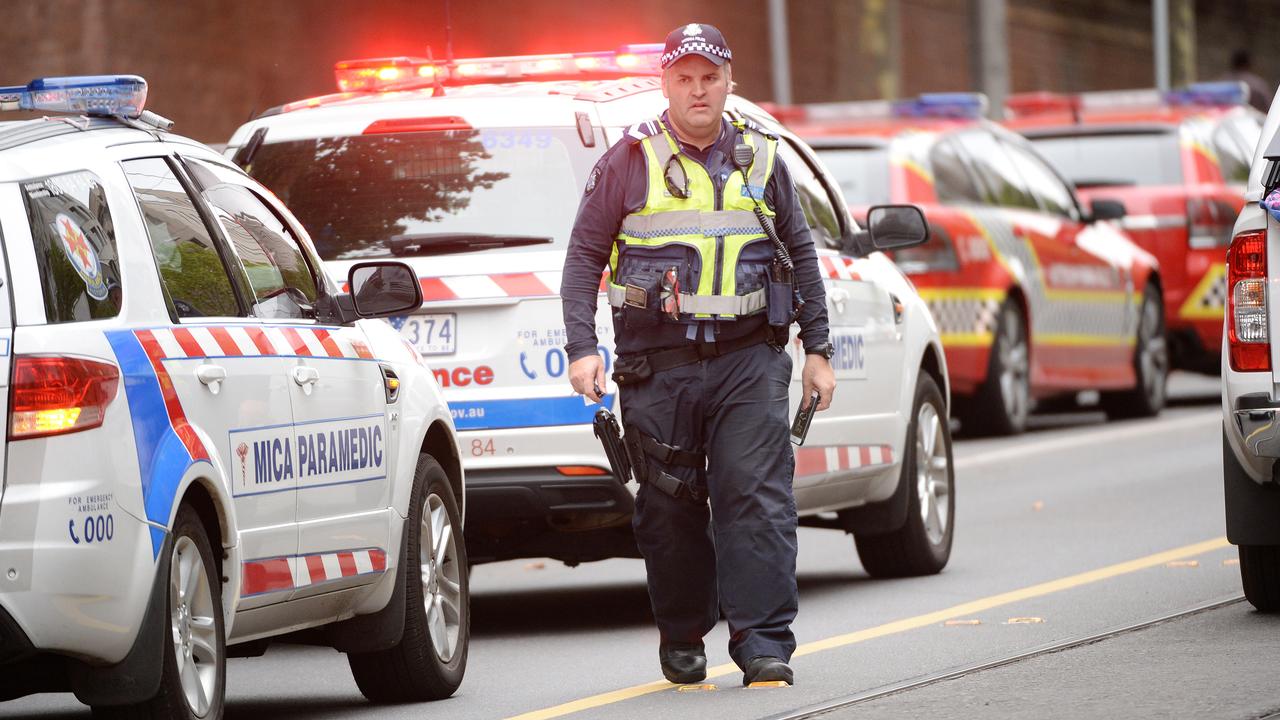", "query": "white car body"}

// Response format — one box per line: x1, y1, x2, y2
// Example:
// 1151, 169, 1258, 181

0, 115, 462, 704
226, 72, 950, 566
